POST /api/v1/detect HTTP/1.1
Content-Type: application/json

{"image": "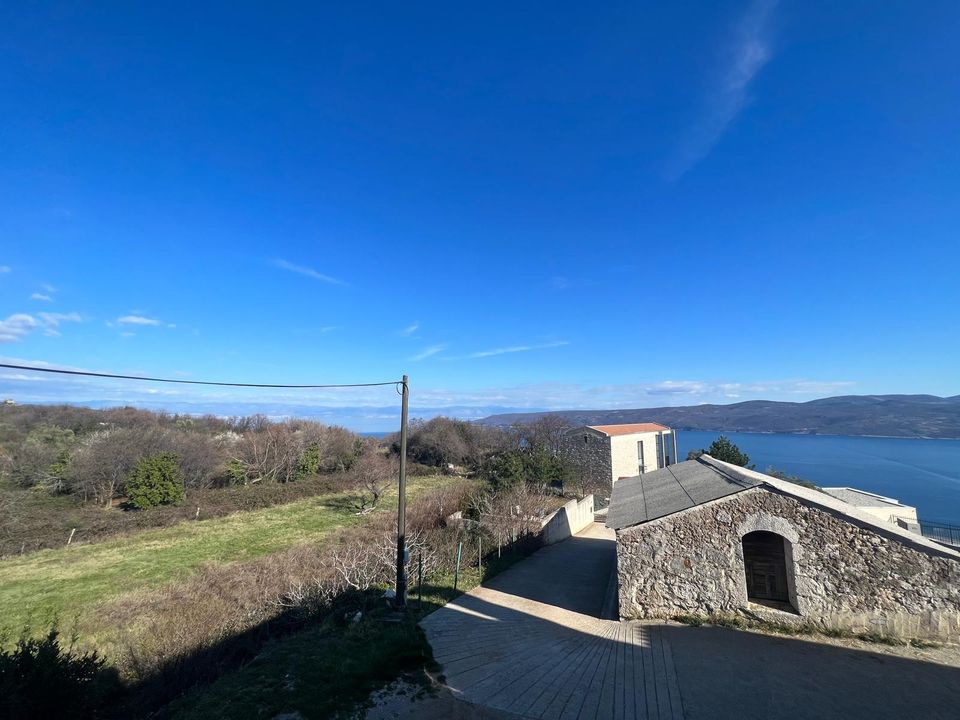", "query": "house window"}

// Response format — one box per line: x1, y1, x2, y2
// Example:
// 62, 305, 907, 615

637, 440, 646, 474
742, 531, 793, 609
662, 432, 673, 466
